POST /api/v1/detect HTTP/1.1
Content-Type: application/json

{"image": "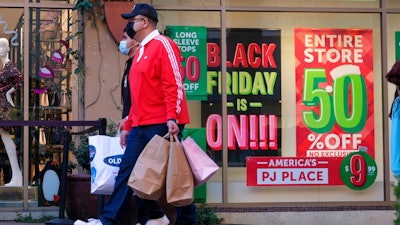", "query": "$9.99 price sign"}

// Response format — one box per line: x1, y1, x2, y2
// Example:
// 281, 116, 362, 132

340, 151, 377, 190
